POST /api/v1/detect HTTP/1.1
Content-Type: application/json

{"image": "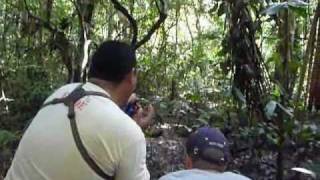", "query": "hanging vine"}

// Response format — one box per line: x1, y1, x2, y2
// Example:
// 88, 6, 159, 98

224, 0, 270, 119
